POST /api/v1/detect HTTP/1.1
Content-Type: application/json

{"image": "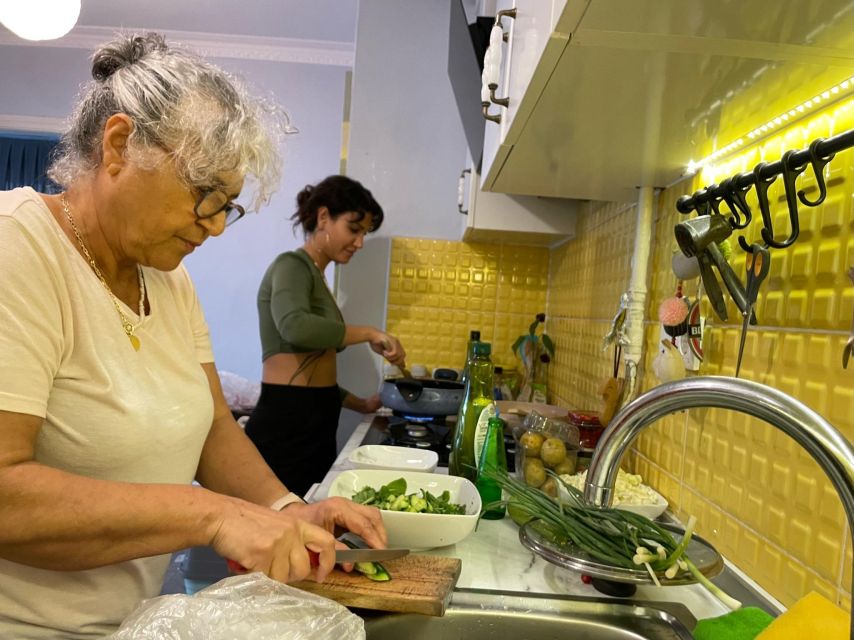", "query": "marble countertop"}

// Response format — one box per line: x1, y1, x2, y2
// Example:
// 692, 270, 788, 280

306, 415, 731, 622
